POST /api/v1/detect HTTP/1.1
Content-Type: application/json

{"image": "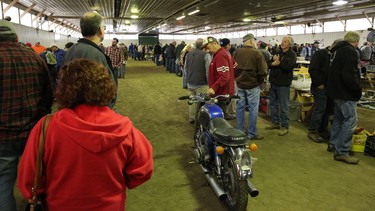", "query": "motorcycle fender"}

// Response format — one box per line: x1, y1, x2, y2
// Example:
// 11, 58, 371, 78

228, 148, 253, 179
